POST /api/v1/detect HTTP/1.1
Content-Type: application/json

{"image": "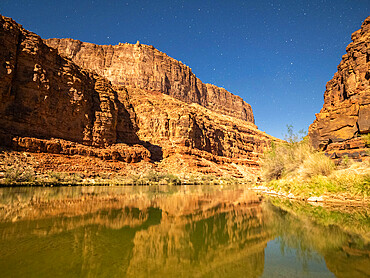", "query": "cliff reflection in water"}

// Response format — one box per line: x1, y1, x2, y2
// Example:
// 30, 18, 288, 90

0, 186, 270, 277
0, 186, 369, 278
